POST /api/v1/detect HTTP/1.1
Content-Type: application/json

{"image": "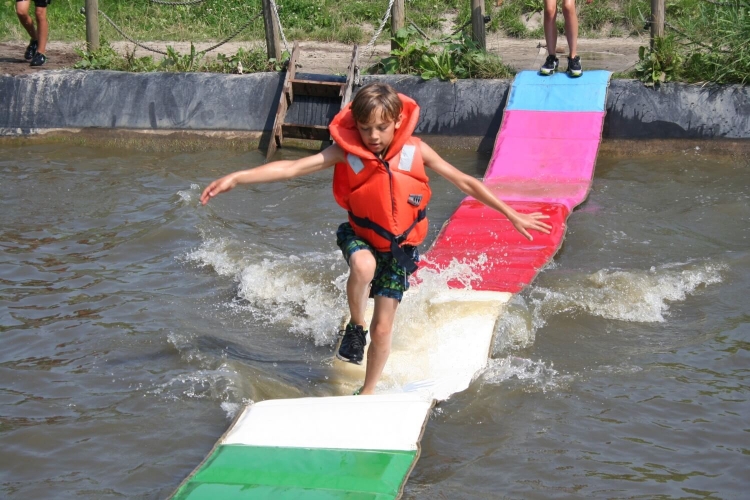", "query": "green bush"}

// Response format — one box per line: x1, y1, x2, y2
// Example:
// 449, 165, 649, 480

678, 0, 749, 84
369, 26, 514, 81
634, 35, 683, 86
632, 0, 748, 85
